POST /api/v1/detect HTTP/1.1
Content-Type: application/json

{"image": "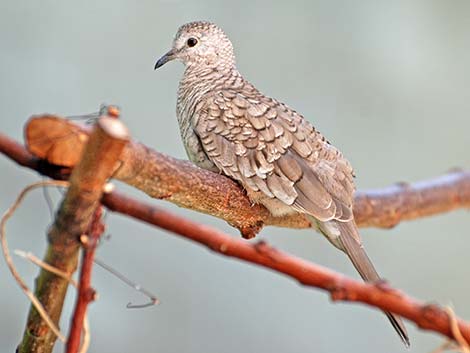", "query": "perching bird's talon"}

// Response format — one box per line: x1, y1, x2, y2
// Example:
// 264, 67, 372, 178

238, 223, 263, 239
